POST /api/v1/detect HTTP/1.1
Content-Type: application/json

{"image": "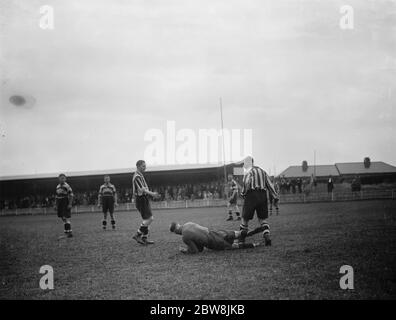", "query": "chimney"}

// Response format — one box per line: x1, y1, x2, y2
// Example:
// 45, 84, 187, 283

364, 157, 371, 168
